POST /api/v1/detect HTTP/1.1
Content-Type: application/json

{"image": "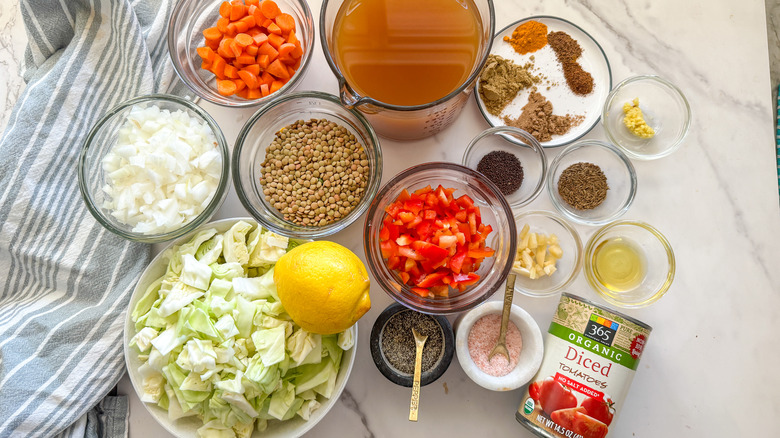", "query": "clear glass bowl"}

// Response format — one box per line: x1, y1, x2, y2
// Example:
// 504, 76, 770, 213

78, 94, 230, 243
462, 127, 547, 209
547, 139, 637, 225
512, 210, 582, 297
602, 75, 691, 160
363, 162, 517, 314
584, 220, 675, 308
233, 91, 382, 238
168, 0, 314, 107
